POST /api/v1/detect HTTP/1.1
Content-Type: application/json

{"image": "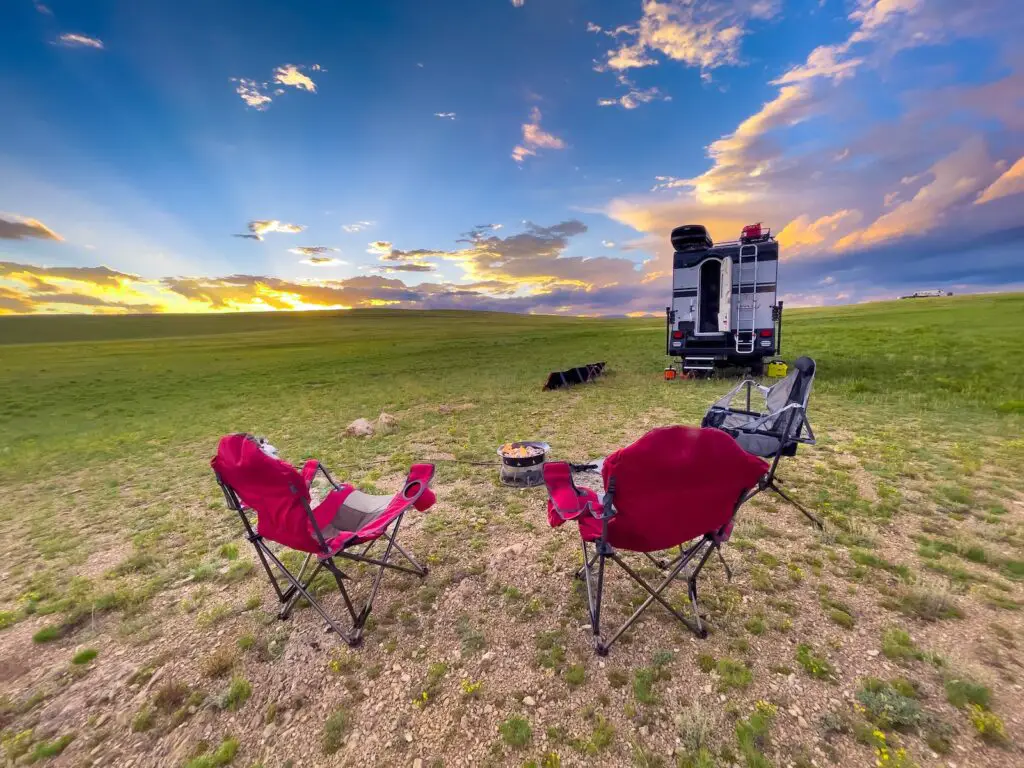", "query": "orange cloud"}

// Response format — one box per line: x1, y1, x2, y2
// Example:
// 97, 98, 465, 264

512, 108, 566, 163
975, 156, 1024, 205
0, 214, 63, 241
